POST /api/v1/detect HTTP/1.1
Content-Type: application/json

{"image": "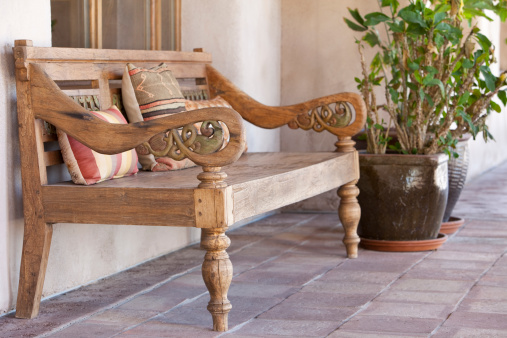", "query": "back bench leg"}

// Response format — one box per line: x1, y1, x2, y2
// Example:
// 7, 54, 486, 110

200, 227, 233, 331
338, 180, 361, 258
15, 221, 53, 318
